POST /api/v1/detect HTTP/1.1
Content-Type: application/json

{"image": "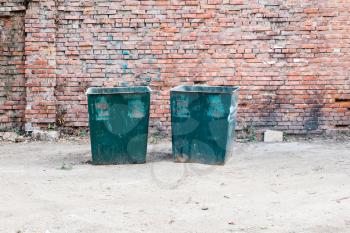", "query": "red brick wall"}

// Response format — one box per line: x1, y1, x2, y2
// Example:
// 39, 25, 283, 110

2, 0, 350, 134
0, 1, 26, 130
24, 0, 57, 131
